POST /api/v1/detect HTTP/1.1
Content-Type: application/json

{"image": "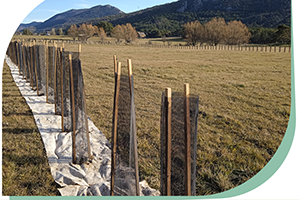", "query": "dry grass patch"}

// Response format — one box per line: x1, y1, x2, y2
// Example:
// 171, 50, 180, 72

64, 43, 290, 195
2, 62, 60, 196
4, 37, 291, 195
